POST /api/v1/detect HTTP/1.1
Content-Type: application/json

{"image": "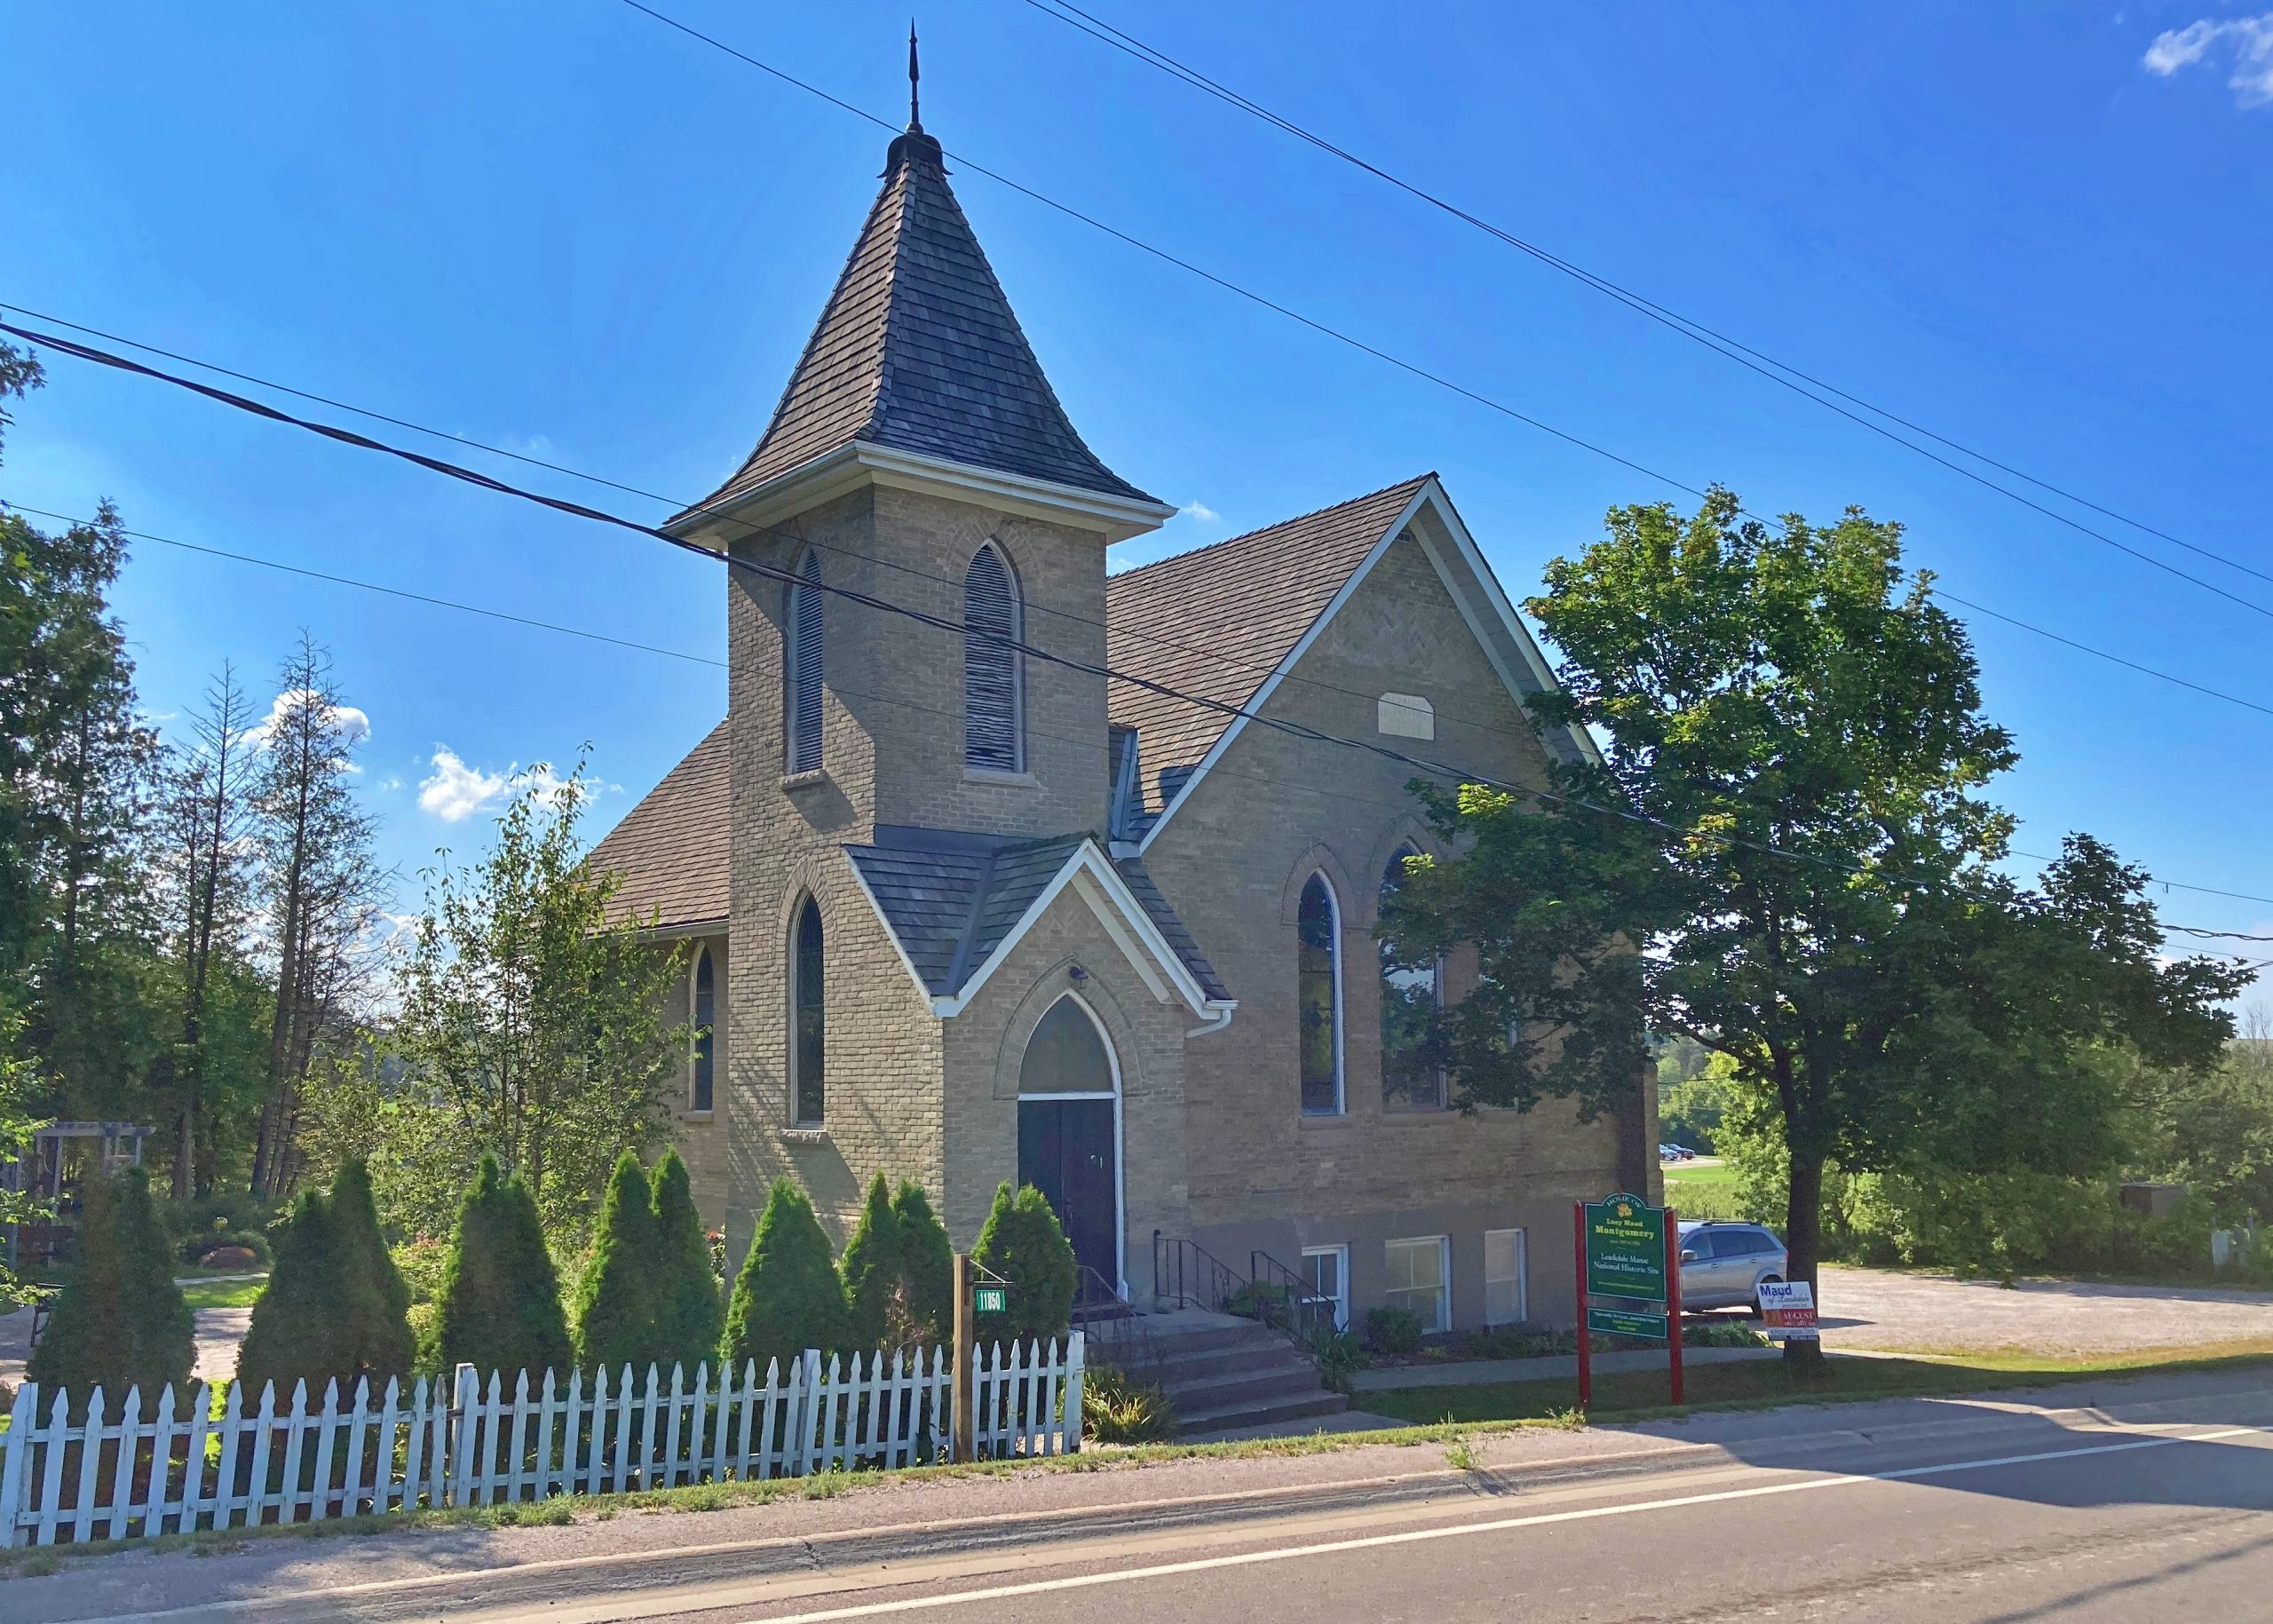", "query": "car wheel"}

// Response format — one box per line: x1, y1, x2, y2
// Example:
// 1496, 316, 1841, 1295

1751, 1277, 1782, 1318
